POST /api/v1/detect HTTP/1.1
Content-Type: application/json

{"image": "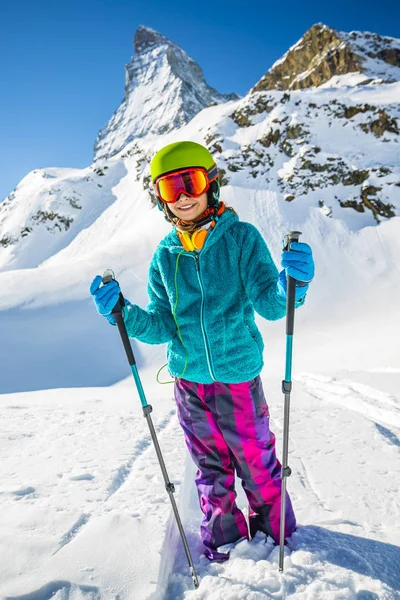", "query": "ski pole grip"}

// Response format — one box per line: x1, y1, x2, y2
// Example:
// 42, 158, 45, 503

283, 231, 301, 250
283, 231, 307, 287
283, 232, 301, 336
101, 269, 125, 313
102, 269, 115, 285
